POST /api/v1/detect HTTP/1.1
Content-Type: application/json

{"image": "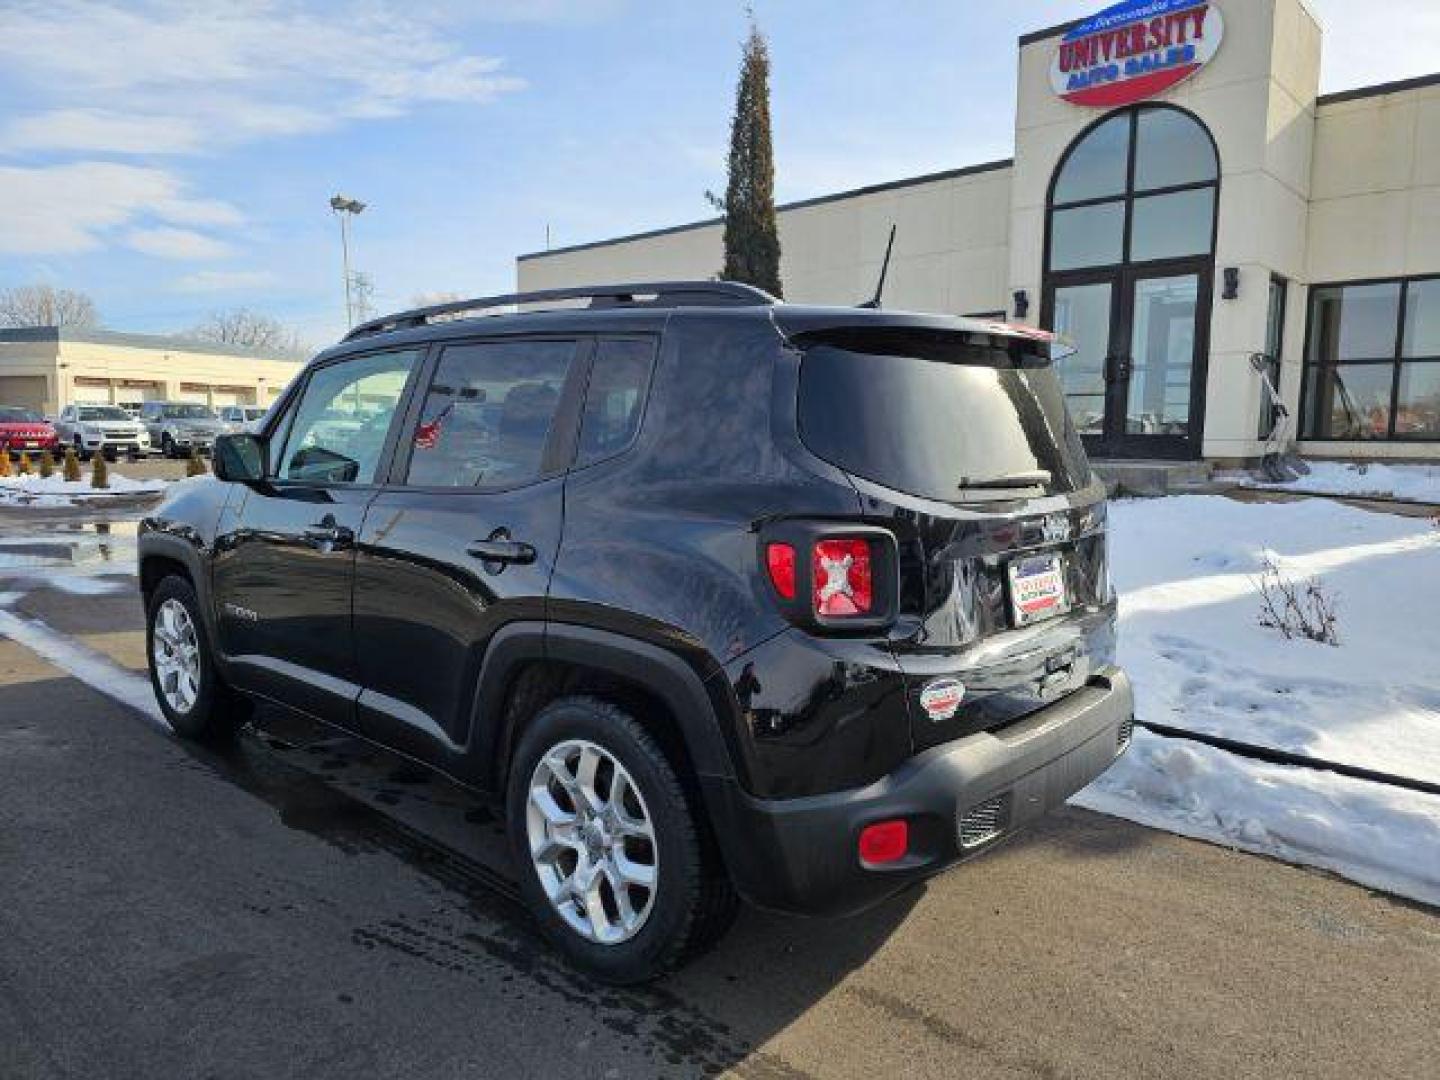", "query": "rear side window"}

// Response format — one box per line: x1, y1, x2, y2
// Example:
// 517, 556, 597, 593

797, 331, 1091, 501
405, 339, 576, 488
576, 338, 655, 467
